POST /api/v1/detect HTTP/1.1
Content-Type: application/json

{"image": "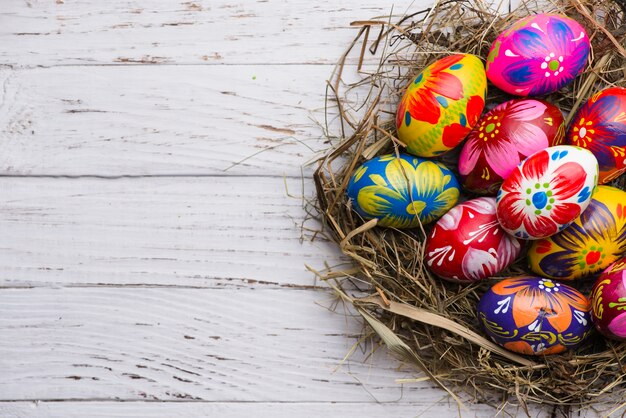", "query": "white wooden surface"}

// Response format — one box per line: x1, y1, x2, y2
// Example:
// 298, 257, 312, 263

0, 1, 617, 417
